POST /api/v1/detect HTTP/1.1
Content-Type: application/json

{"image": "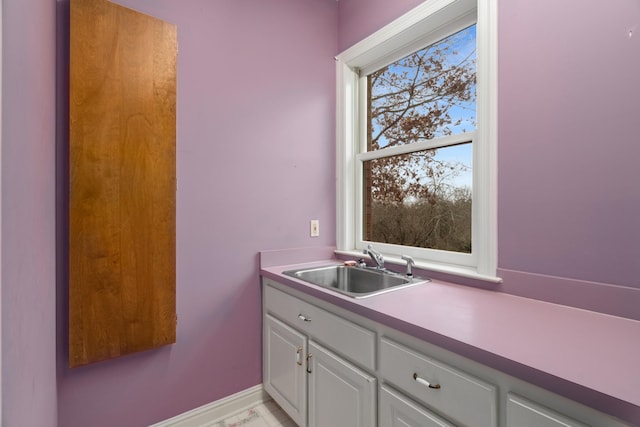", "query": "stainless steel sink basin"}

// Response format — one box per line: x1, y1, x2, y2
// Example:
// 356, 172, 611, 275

283, 265, 430, 298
